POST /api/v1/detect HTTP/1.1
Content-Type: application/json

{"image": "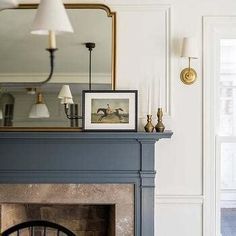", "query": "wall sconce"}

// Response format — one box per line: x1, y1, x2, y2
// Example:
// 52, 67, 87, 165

57, 85, 80, 120
30, 0, 74, 84
29, 92, 50, 118
58, 42, 96, 122
0, 0, 18, 10
180, 37, 199, 85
